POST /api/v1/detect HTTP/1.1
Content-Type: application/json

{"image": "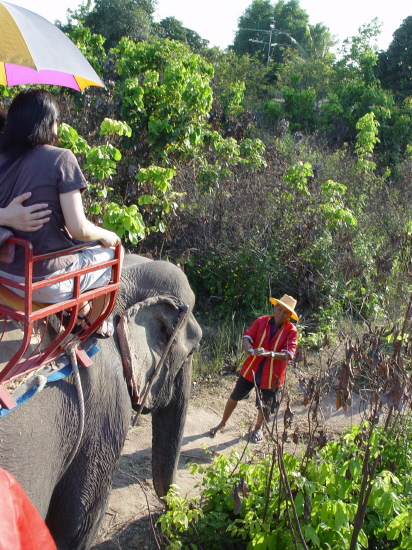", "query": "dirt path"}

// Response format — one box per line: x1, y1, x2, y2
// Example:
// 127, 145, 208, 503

92, 369, 365, 550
